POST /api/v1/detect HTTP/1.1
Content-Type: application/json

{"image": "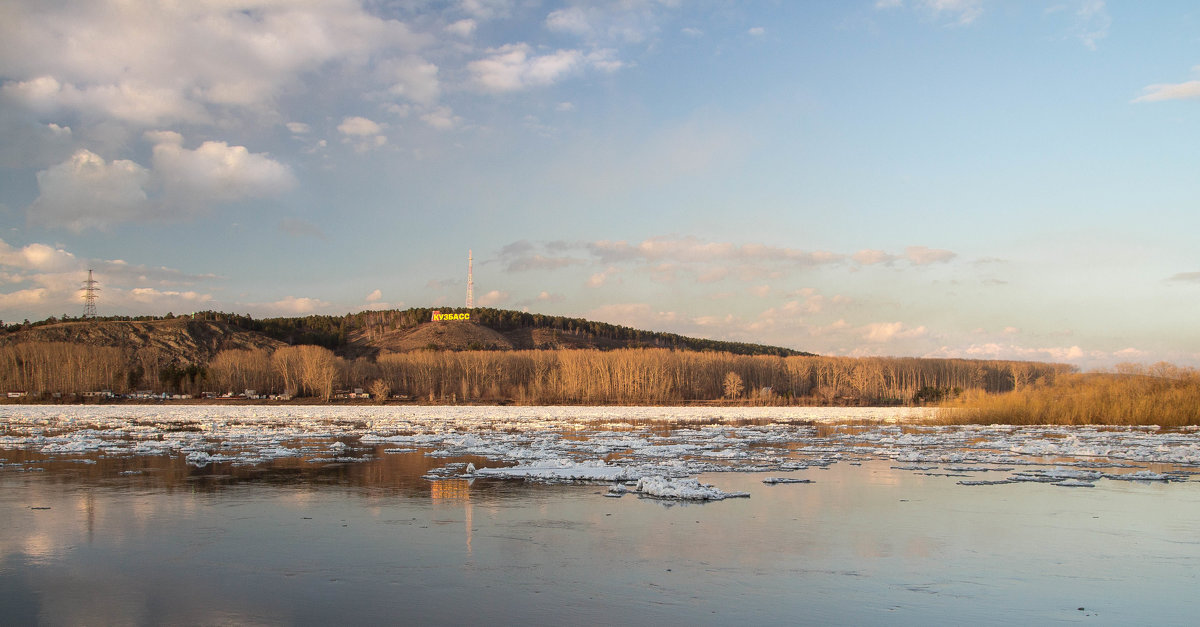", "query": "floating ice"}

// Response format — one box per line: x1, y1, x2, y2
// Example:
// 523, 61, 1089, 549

474, 459, 638, 482
2, 405, 1198, 493
634, 476, 749, 501
1052, 479, 1095, 488
1105, 470, 1170, 482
